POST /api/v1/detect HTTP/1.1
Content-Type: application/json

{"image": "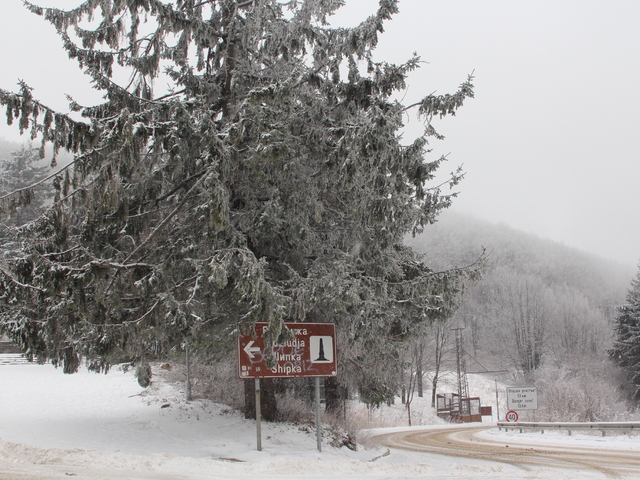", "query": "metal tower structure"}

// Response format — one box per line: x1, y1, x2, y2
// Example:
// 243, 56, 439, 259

452, 327, 470, 415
